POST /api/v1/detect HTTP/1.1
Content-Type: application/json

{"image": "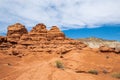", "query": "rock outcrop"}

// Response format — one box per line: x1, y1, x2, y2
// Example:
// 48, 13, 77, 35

99, 46, 115, 52
99, 45, 120, 53
115, 44, 120, 53
47, 26, 65, 40
30, 23, 47, 33
0, 36, 7, 43
78, 37, 120, 48
0, 23, 87, 57
0, 36, 11, 51
79, 37, 120, 54
7, 23, 28, 43
18, 23, 86, 55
